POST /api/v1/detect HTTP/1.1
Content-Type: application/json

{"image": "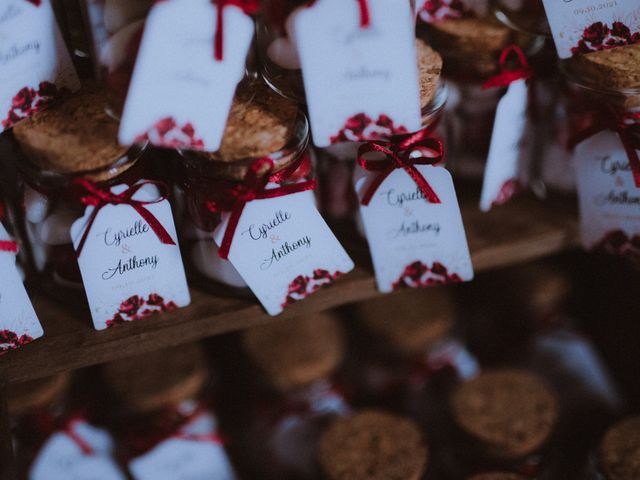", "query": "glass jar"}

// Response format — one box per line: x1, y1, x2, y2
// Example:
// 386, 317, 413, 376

491, 0, 551, 37
317, 410, 429, 480
442, 369, 559, 479
587, 416, 640, 480
239, 313, 351, 480
176, 84, 311, 293
104, 344, 238, 480
80, 0, 153, 115
10, 88, 148, 293
255, 0, 309, 102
